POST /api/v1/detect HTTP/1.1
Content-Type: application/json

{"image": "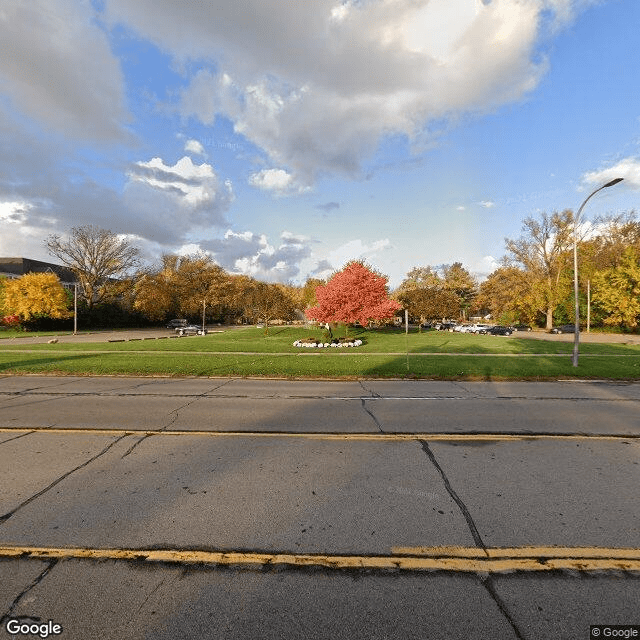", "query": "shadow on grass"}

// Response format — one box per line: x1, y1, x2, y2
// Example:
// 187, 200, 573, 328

360, 352, 640, 381
0, 353, 96, 373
